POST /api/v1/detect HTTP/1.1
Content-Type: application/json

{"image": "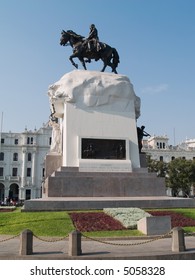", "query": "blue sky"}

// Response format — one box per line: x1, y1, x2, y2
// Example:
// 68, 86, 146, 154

0, 0, 195, 145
